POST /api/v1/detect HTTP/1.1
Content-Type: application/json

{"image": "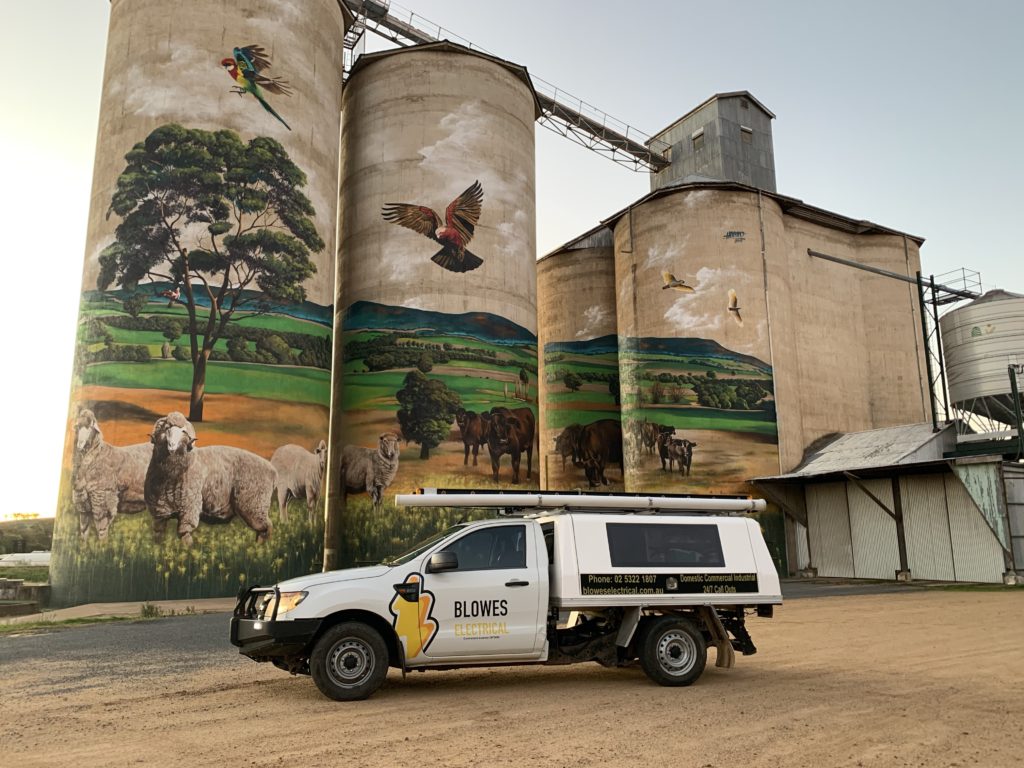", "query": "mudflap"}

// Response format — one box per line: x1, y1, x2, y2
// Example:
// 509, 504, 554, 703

697, 606, 736, 669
